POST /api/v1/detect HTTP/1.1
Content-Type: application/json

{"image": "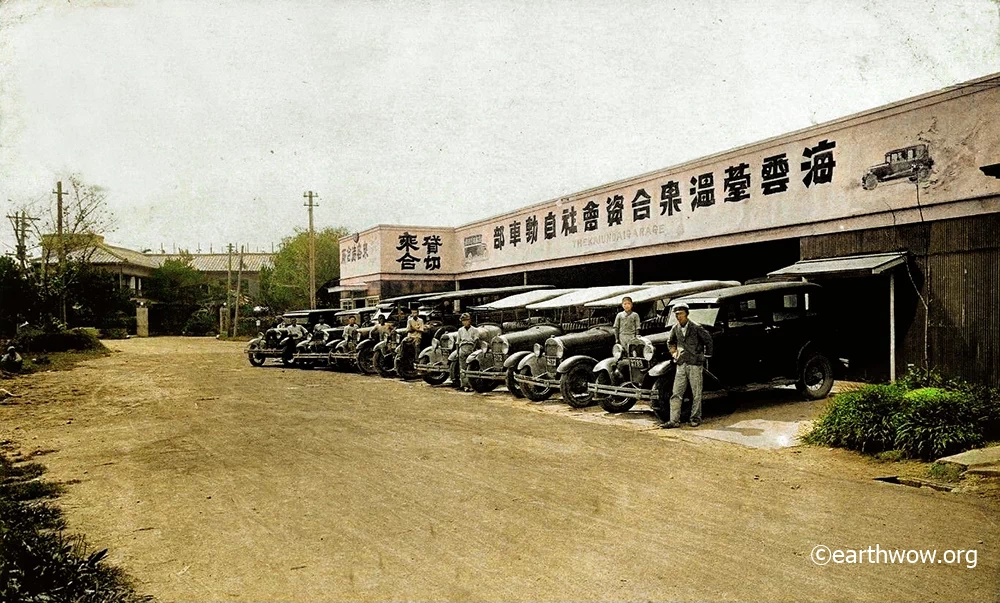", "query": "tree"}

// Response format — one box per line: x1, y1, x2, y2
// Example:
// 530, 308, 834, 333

0, 256, 37, 337
146, 254, 208, 305
32, 175, 118, 324
260, 226, 348, 311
